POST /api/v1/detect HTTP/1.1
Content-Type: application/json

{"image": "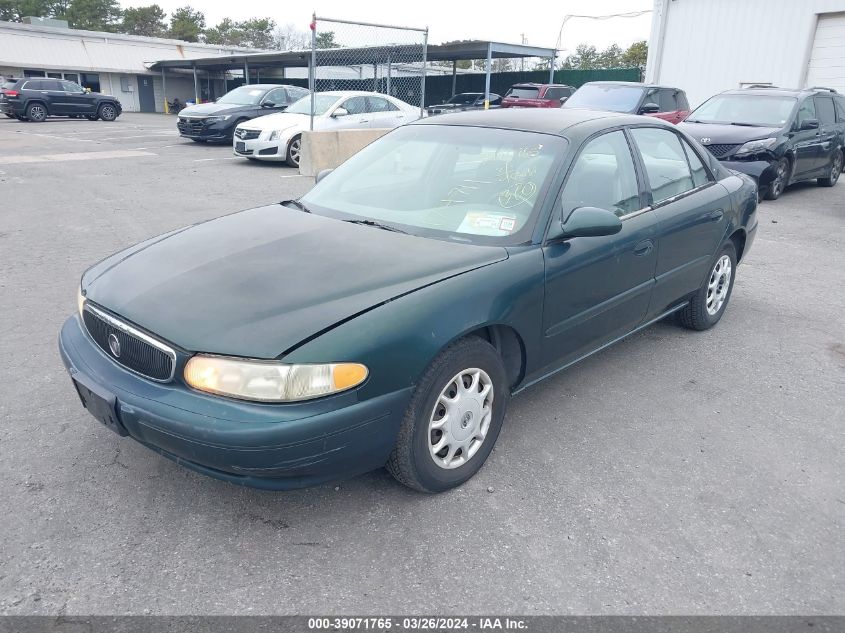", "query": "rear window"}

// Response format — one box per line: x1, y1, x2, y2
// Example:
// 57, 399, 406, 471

2, 81, 18, 90
658, 89, 679, 112
505, 86, 539, 99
